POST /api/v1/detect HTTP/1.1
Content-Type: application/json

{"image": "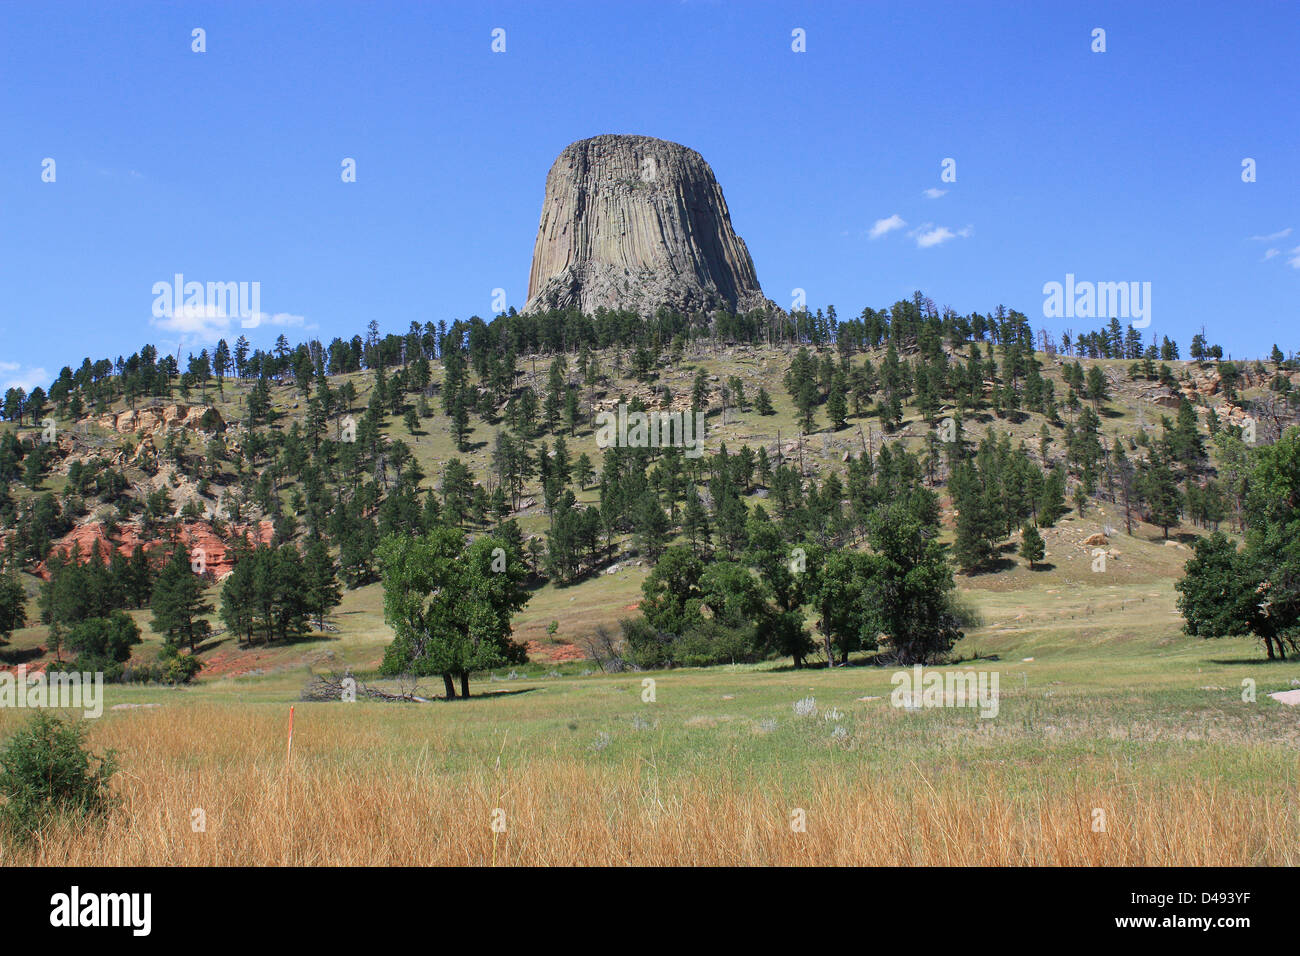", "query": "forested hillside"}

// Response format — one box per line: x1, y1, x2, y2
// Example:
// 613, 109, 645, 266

2, 294, 1297, 678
